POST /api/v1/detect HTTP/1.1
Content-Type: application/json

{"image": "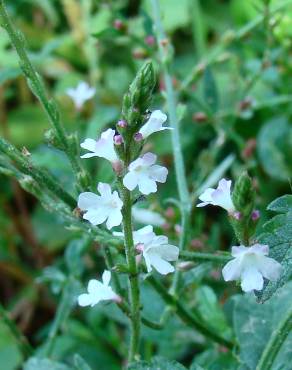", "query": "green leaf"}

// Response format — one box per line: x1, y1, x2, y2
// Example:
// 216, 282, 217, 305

257, 117, 292, 181
195, 286, 233, 340
23, 358, 72, 370
128, 356, 187, 369
0, 321, 23, 370
203, 68, 219, 113
73, 354, 92, 370
267, 194, 292, 213
256, 194, 292, 302
232, 281, 292, 370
